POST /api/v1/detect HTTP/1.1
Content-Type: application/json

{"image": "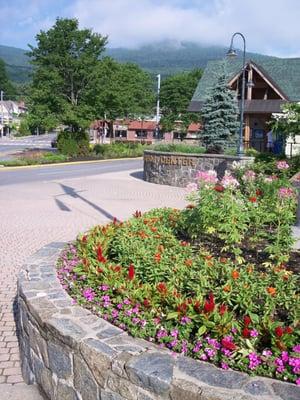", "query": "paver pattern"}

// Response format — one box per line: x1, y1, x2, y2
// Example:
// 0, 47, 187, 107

0, 167, 186, 387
